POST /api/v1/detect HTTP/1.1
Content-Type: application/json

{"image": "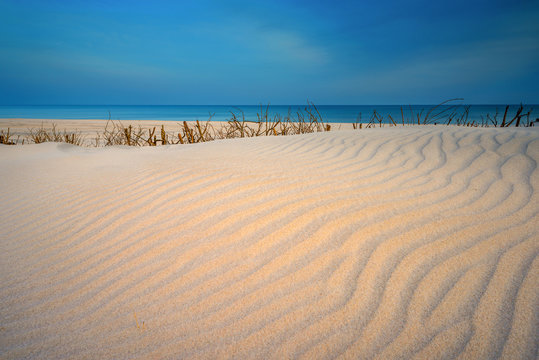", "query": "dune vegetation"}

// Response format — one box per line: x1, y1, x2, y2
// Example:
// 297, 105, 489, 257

0, 101, 536, 147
